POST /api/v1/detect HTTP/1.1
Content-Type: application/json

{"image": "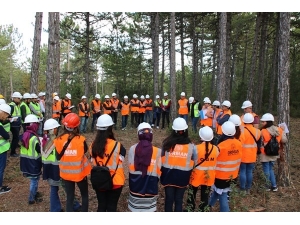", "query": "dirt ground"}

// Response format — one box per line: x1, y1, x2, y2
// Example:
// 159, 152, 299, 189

0, 117, 299, 212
